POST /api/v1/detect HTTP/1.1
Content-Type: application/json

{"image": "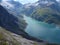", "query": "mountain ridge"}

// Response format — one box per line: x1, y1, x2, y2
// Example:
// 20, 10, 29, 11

23, 0, 60, 25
